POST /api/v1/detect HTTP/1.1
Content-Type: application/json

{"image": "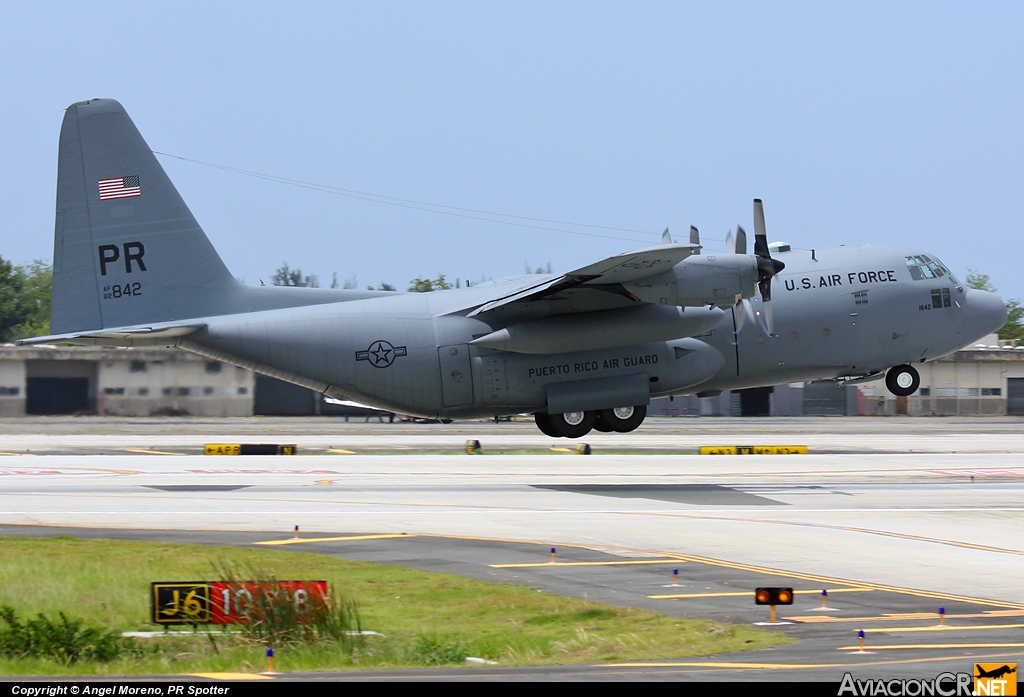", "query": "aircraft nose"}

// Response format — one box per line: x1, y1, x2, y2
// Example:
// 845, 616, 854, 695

962, 289, 1007, 345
